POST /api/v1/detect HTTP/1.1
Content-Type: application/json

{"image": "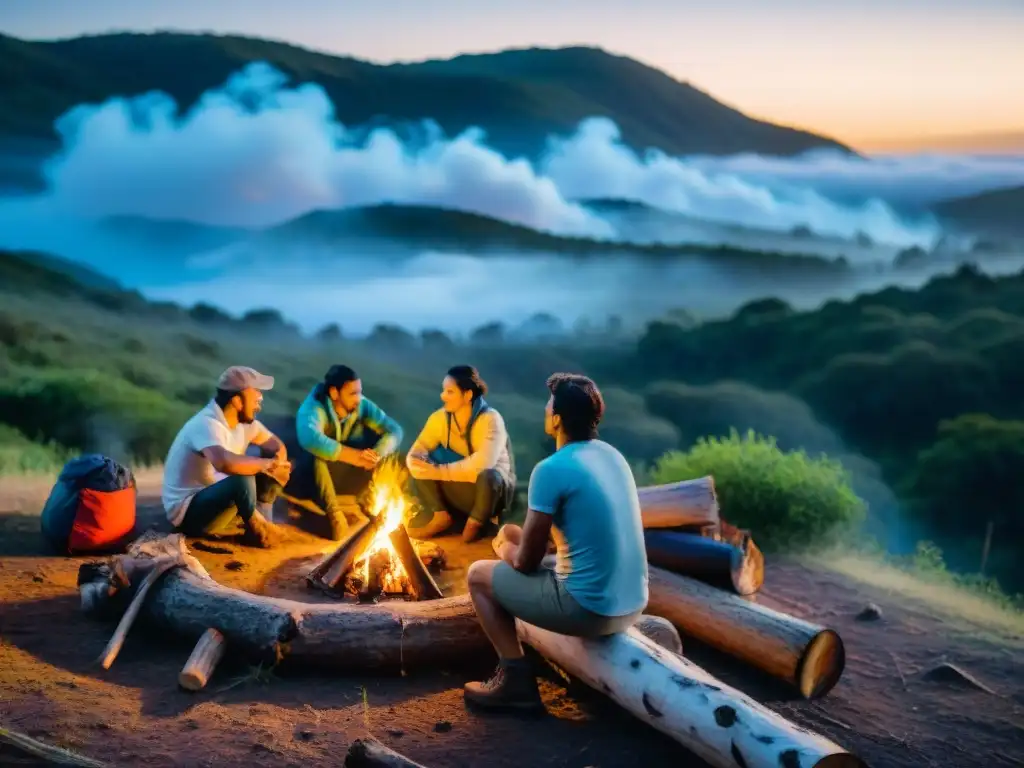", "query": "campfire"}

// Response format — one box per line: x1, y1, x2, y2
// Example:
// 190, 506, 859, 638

306, 459, 445, 603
